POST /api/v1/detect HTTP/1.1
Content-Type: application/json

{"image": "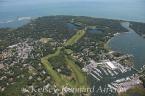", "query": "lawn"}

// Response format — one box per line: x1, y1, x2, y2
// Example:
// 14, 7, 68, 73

41, 47, 66, 86
64, 30, 85, 46
65, 56, 88, 87
41, 29, 88, 88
